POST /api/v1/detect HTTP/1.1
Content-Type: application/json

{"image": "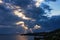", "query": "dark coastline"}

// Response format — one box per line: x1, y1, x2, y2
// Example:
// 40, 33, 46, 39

0, 29, 60, 40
